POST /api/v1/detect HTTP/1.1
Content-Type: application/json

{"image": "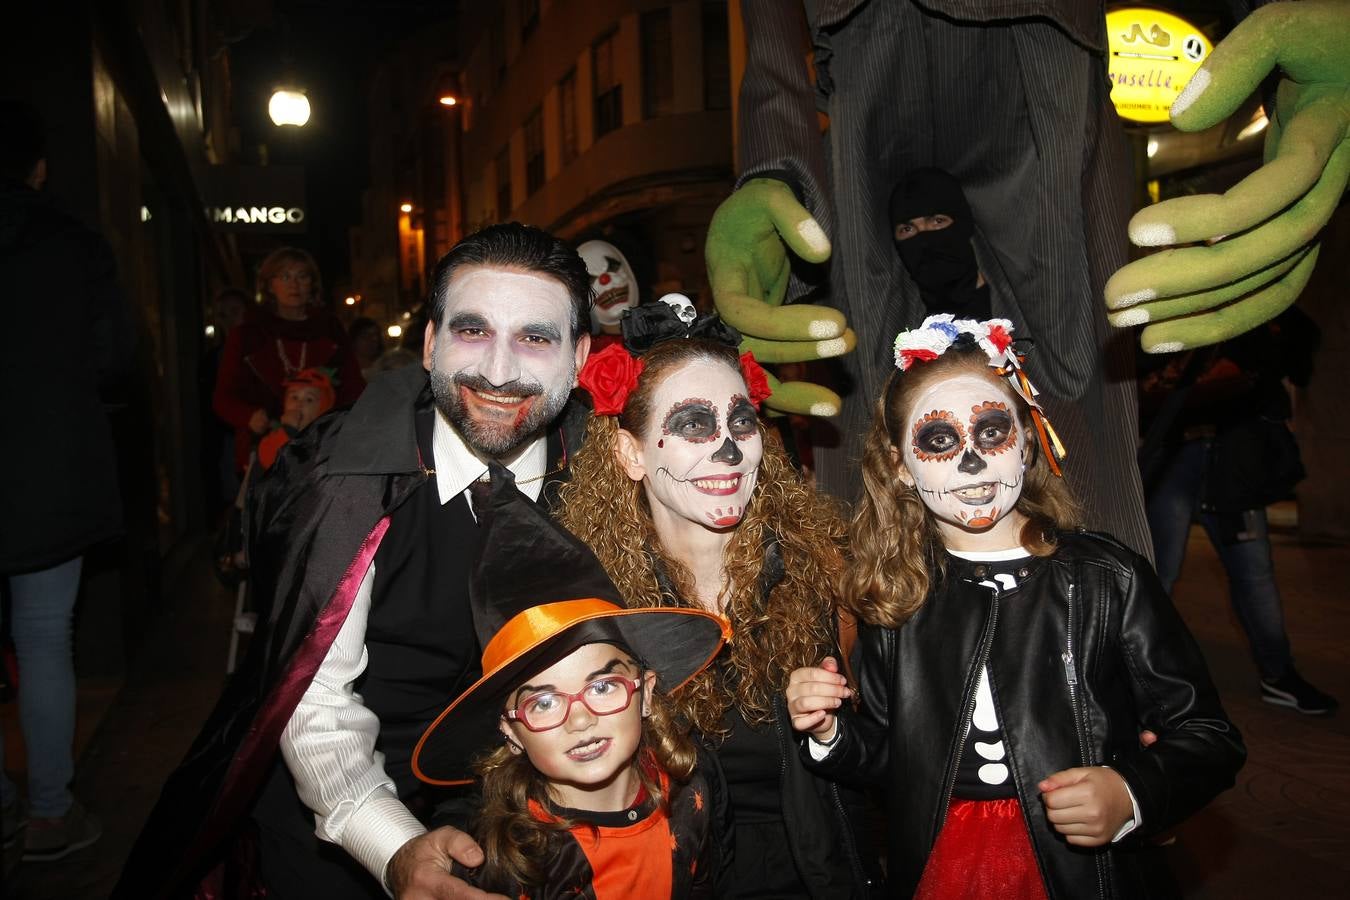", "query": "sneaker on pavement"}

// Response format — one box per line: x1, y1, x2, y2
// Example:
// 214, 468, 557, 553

21, 800, 102, 862
1261, 669, 1339, 715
